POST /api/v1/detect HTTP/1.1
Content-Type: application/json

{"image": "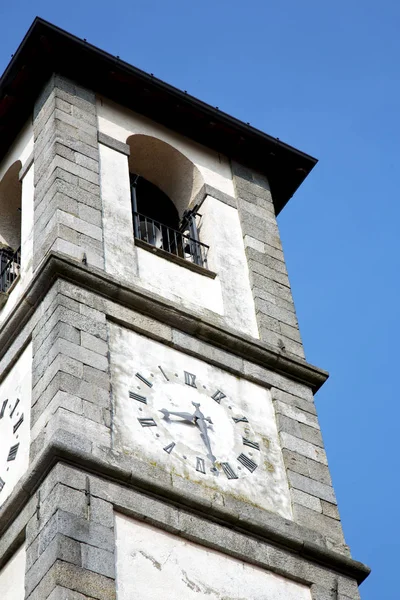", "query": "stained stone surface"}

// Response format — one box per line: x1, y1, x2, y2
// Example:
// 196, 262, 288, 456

115, 513, 311, 600
110, 322, 292, 519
